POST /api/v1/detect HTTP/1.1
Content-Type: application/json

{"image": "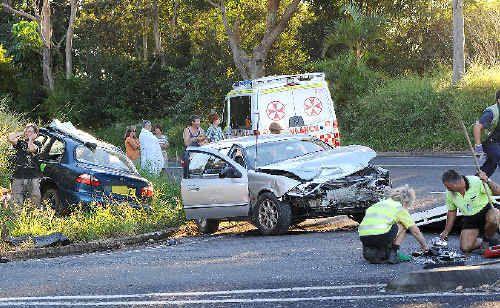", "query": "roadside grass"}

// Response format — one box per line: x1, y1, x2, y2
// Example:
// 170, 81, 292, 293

0, 173, 185, 254
32, 174, 181, 241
